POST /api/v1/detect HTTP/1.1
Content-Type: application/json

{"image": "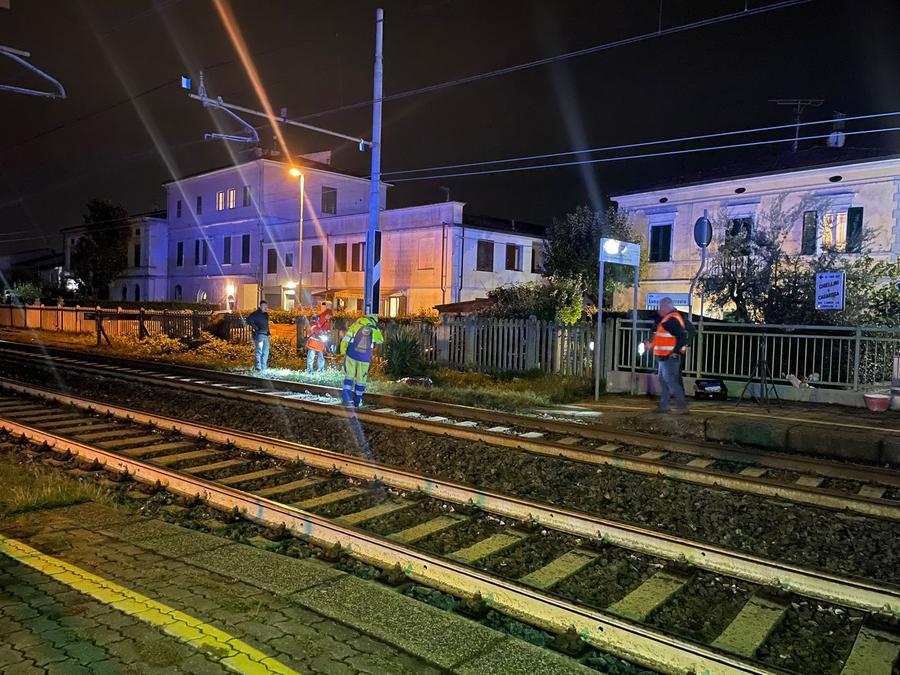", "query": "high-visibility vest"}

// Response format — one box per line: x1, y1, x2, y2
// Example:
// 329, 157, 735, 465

651, 311, 686, 358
